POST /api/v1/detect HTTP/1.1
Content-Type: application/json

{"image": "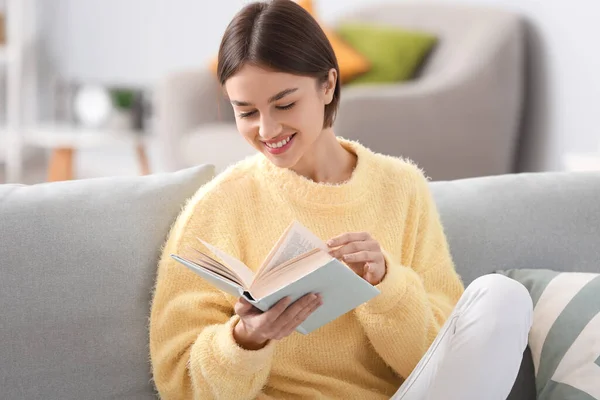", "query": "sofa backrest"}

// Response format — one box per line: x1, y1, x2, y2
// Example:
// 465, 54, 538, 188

2, 167, 598, 400
0, 166, 214, 400
431, 171, 600, 286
